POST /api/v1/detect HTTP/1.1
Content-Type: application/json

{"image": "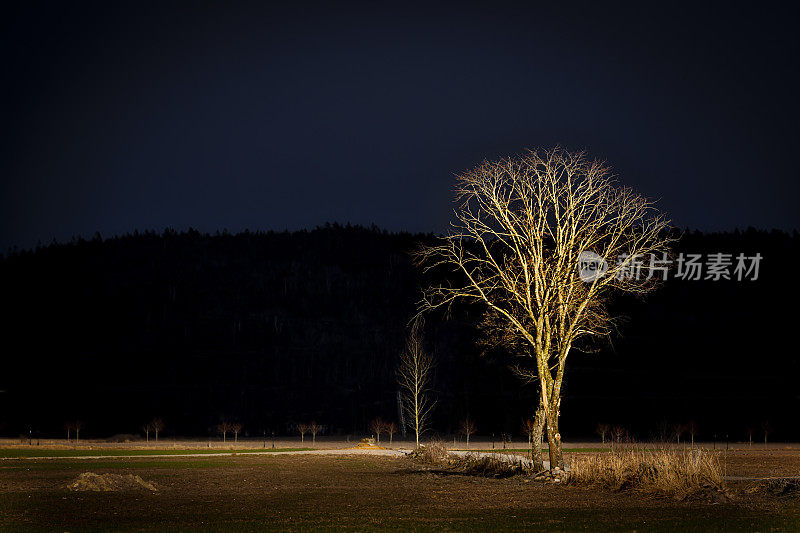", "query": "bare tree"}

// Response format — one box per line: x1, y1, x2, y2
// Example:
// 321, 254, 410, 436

217, 421, 233, 442
672, 423, 686, 445
369, 417, 385, 444
150, 418, 165, 442
308, 421, 321, 444
595, 423, 610, 444
386, 421, 397, 445
611, 425, 627, 445
231, 422, 242, 443
142, 422, 152, 442
74, 421, 84, 444
746, 425, 755, 447
417, 148, 672, 469
687, 420, 698, 448
762, 421, 772, 447
459, 418, 477, 449
297, 423, 309, 443
64, 422, 74, 442
396, 318, 436, 448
